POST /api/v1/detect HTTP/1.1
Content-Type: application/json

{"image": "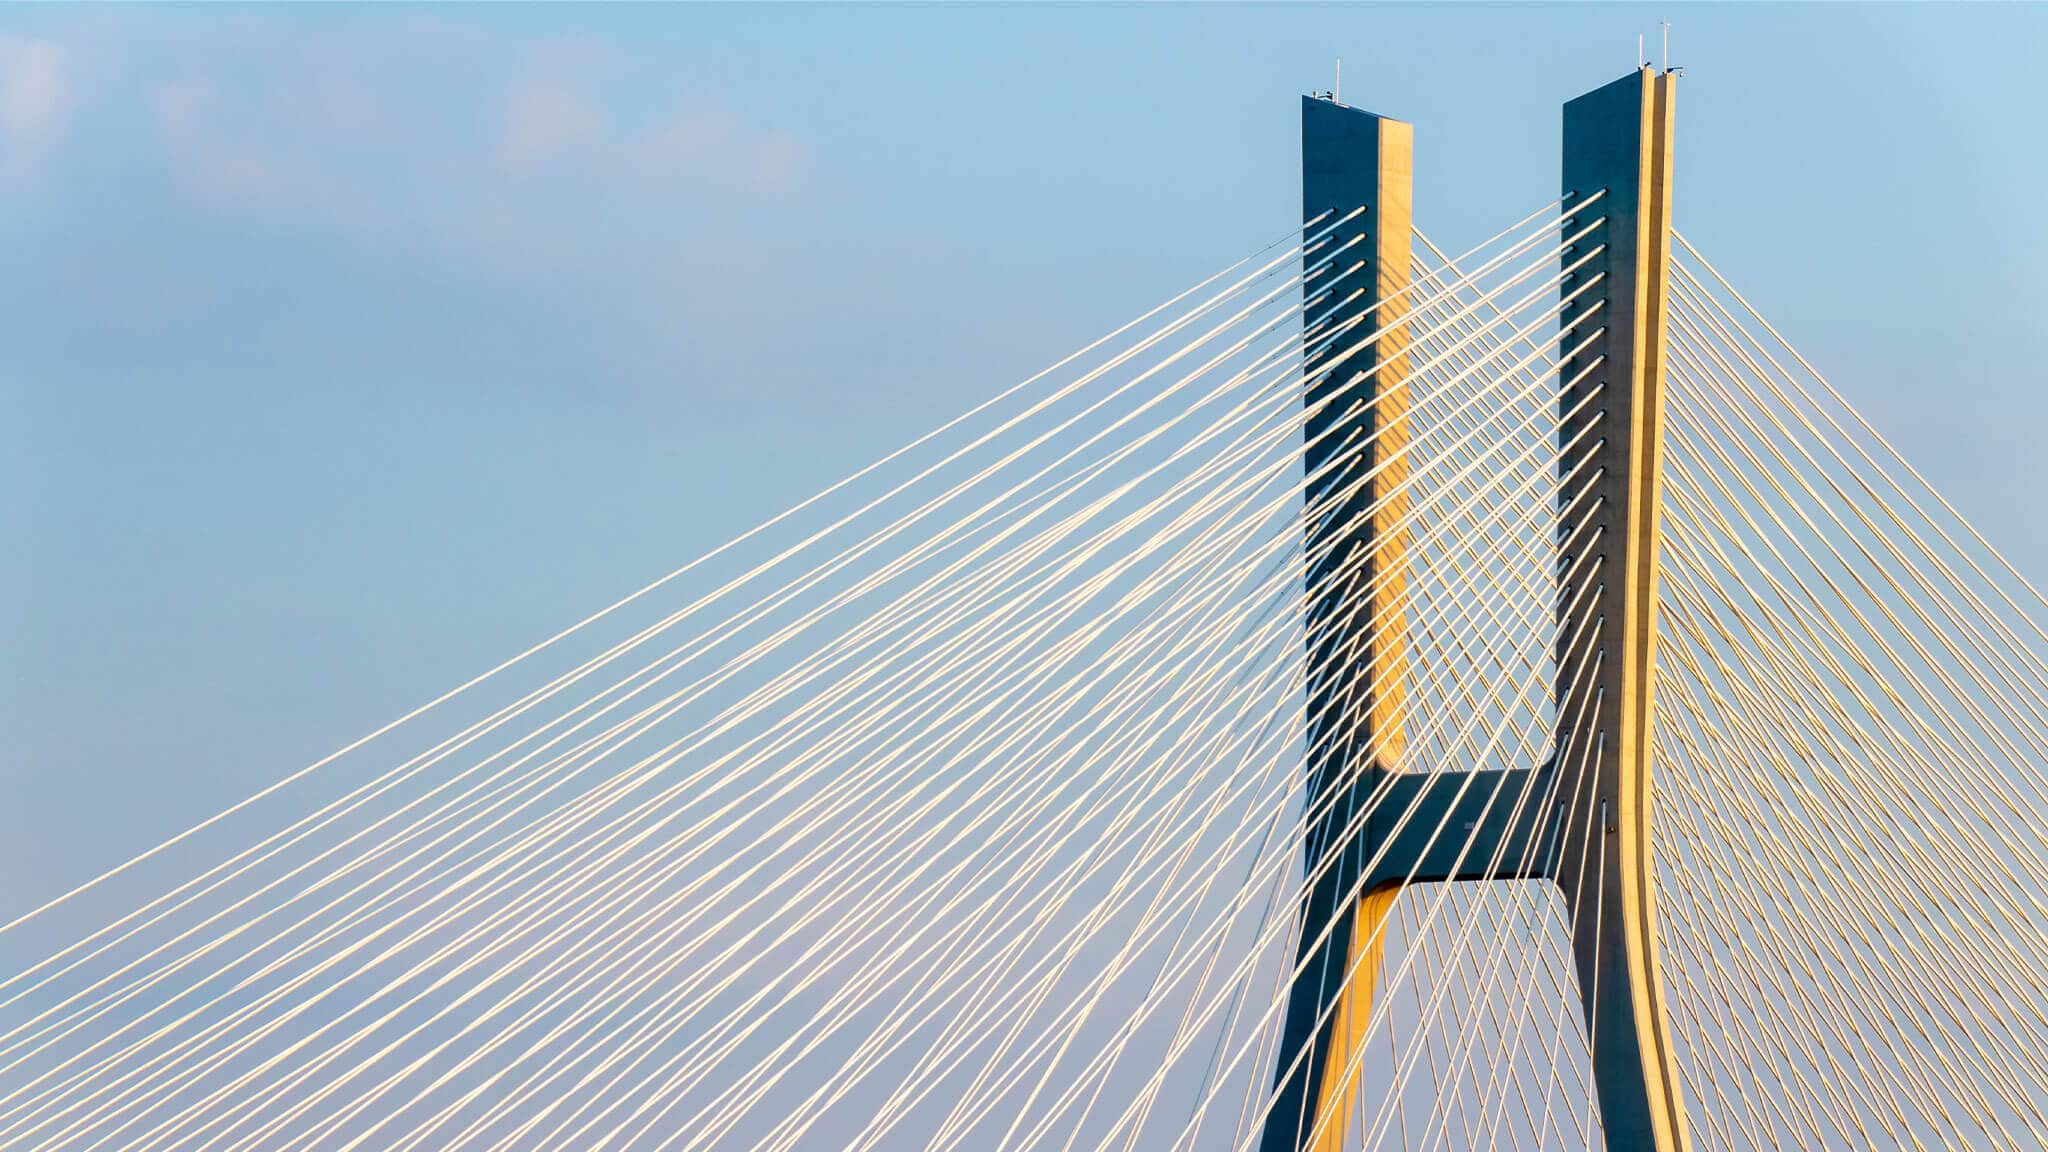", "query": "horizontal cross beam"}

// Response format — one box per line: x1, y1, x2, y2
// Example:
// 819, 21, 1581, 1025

1357, 766, 1555, 890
